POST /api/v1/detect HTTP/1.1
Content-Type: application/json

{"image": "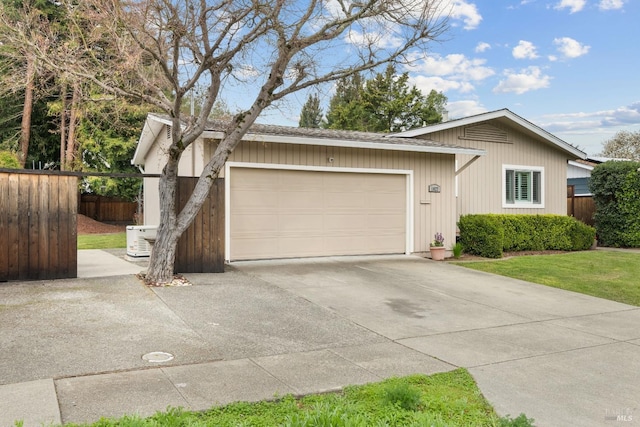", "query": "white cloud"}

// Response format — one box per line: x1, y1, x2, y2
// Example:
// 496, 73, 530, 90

554, 0, 586, 13
599, 0, 626, 10
409, 53, 495, 81
512, 40, 539, 60
411, 75, 475, 94
553, 37, 590, 58
493, 66, 551, 94
406, 52, 496, 96
475, 42, 491, 53
406, 53, 494, 95
543, 102, 640, 129
538, 102, 640, 154
447, 100, 487, 118
450, 0, 483, 30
